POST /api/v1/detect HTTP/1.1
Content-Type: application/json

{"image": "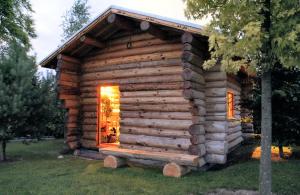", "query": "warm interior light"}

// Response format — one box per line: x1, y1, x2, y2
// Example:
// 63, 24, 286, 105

251, 146, 292, 161
99, 86, 120, 146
